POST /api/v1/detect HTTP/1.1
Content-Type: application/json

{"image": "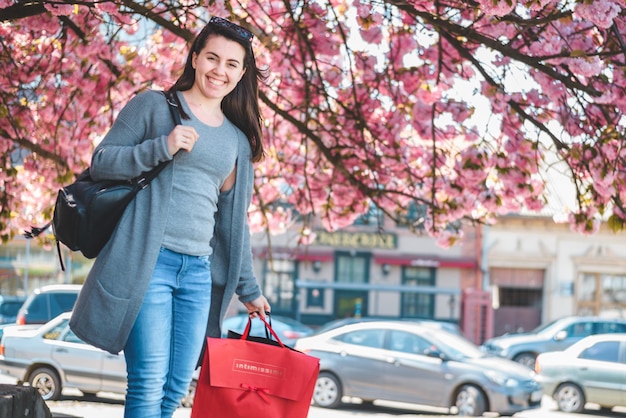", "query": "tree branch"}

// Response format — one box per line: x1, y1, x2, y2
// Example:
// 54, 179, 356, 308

0, 1, 45, 21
